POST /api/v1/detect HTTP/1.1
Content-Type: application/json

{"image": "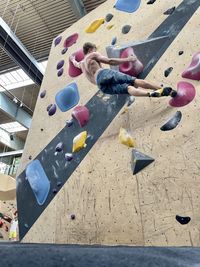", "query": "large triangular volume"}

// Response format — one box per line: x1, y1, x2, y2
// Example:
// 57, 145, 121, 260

131, 149, 155, 175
